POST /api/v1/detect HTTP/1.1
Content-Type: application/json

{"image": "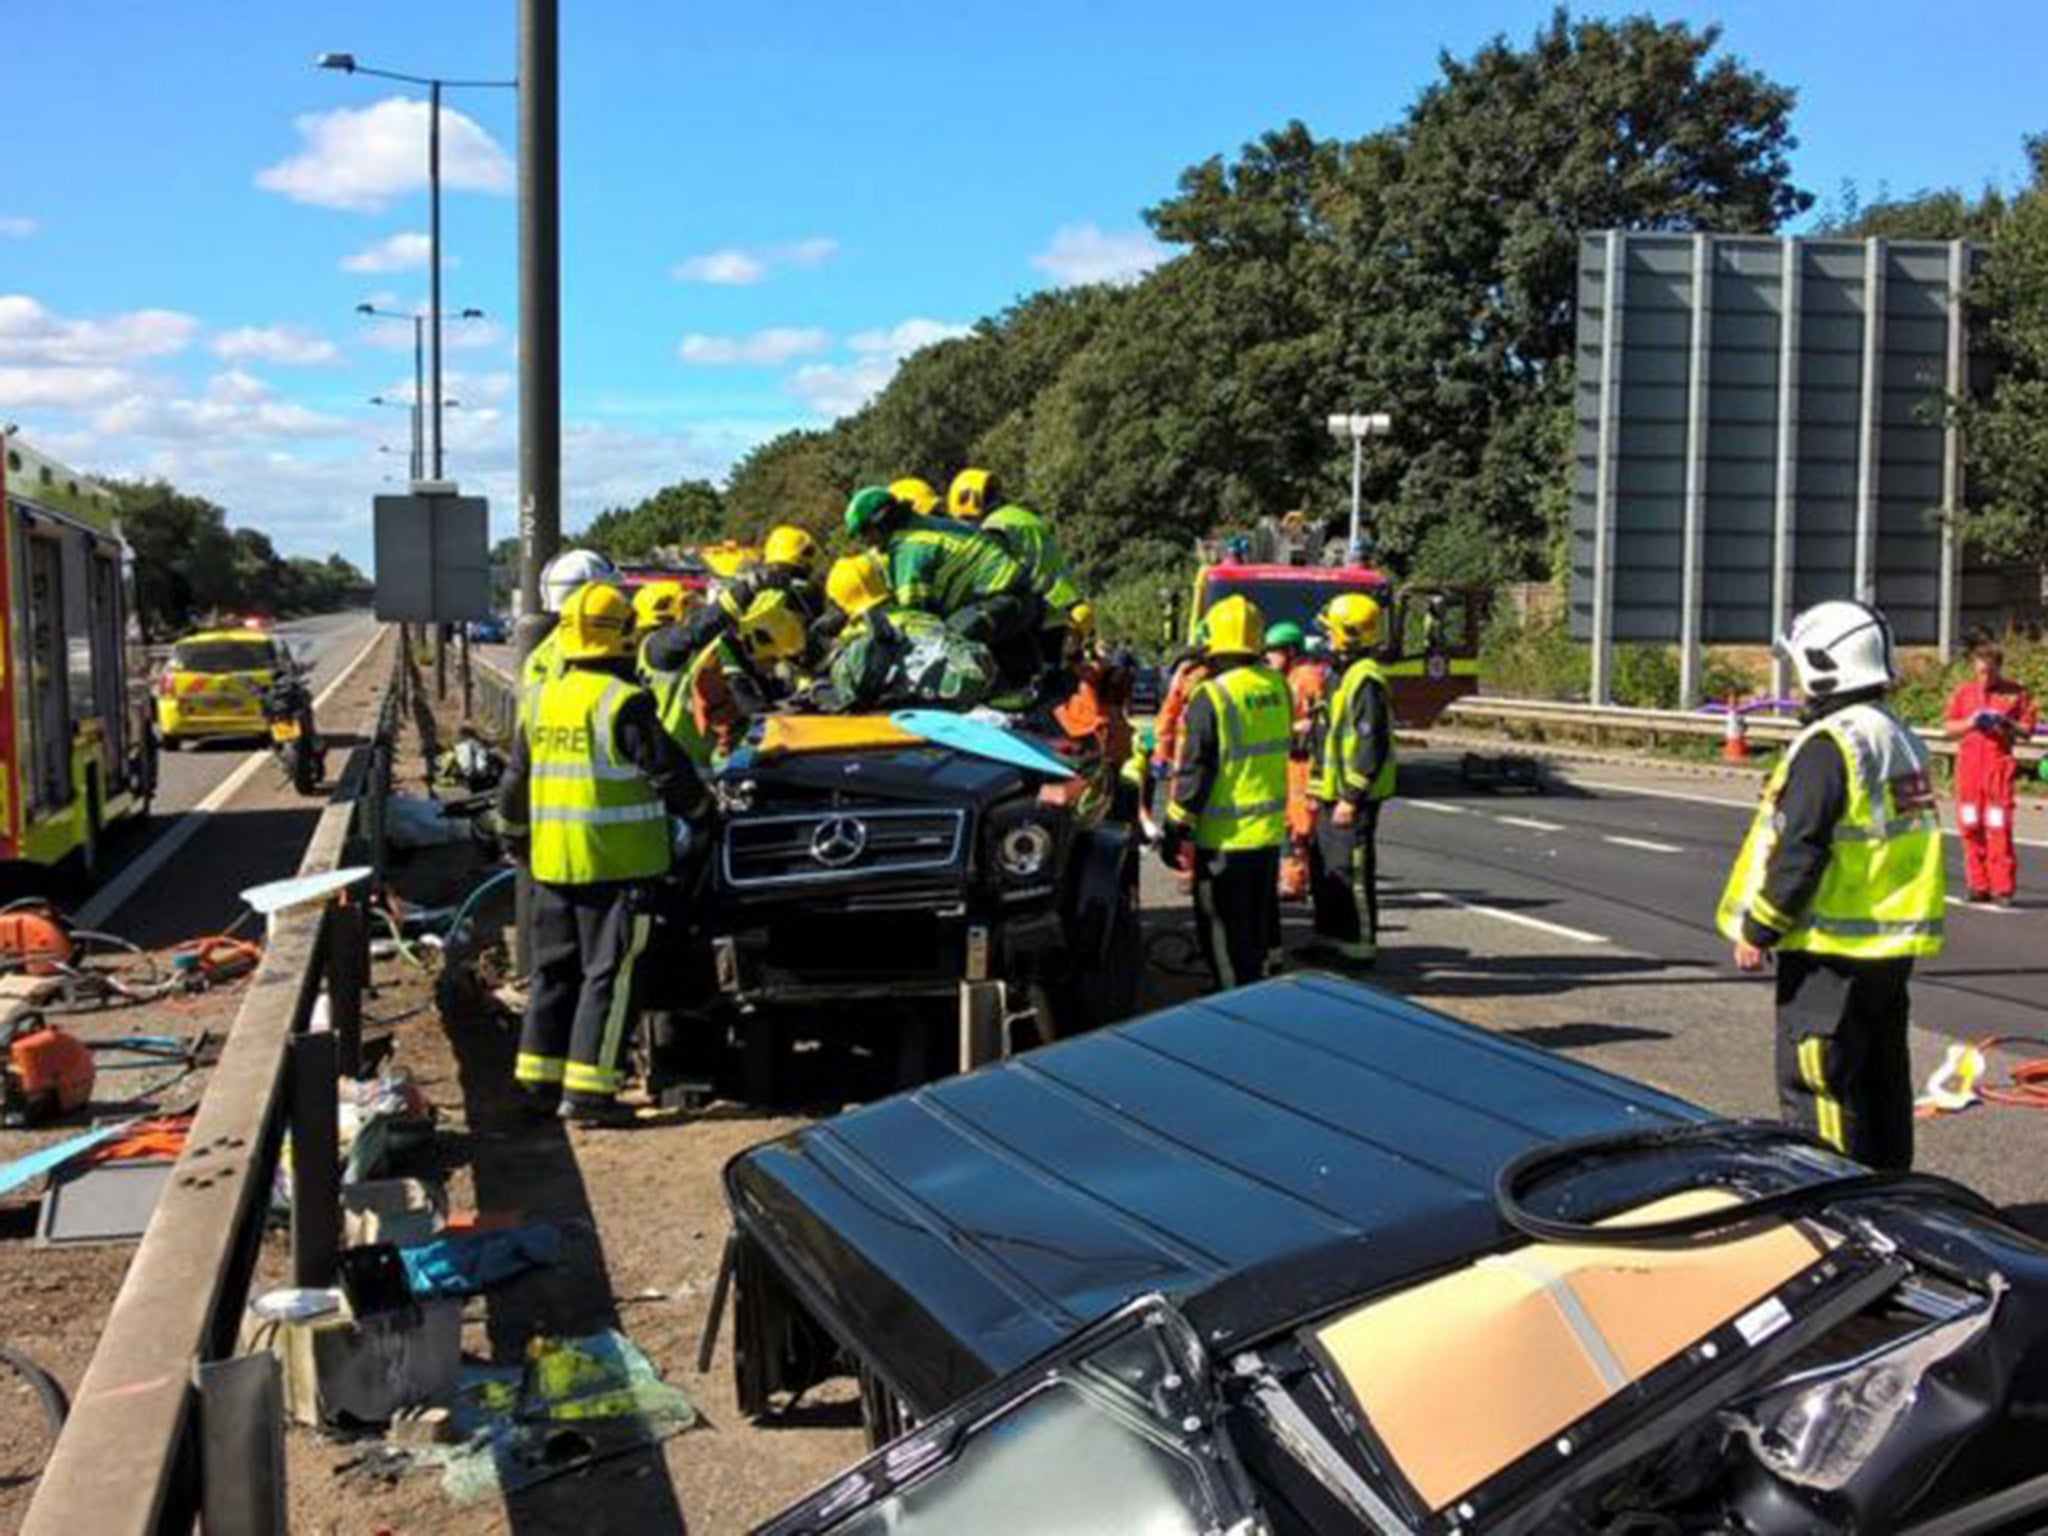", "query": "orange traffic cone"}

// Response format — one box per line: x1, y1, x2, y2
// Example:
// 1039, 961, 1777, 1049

1722, 700, 1750, 763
